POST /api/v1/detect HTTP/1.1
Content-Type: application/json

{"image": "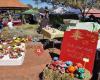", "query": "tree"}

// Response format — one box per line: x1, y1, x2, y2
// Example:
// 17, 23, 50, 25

27, 4, 33, 9
50, 0, 98, 20
33, 0, 41, 8
40, 0, 52, 3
